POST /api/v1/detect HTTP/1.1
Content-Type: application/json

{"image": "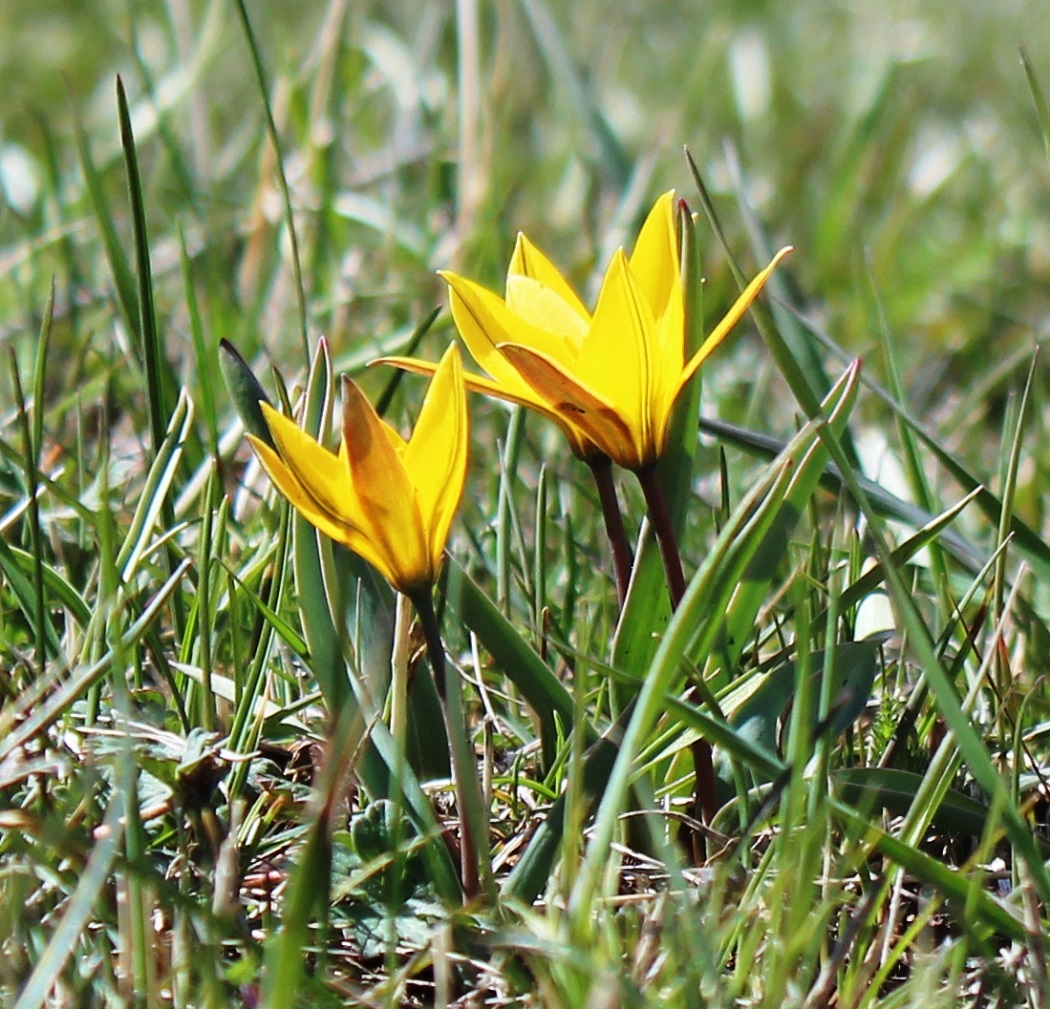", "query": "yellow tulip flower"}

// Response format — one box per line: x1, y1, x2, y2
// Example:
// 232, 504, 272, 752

248, 343, 468, 596
379, 191, 788, 471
